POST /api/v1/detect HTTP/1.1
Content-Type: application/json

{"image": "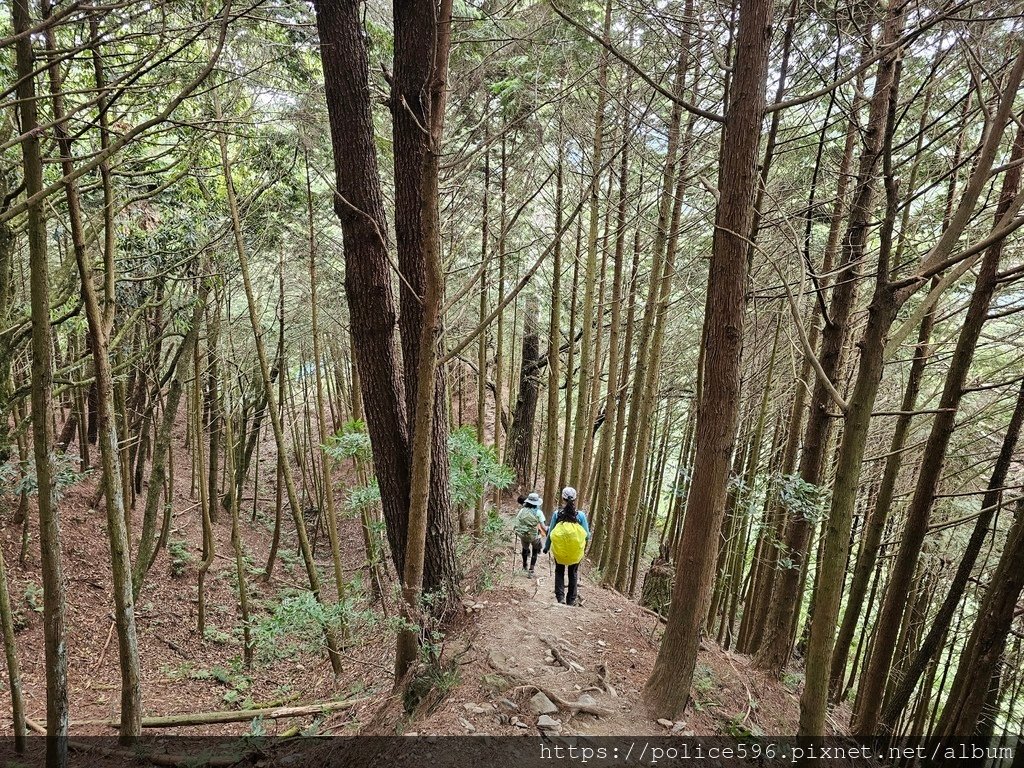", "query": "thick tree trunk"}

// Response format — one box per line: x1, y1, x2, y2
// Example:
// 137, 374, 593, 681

506, 306, 542, 488
643, 0, 771, 719
313, 1, 416, 593
390, 0, 458, 609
